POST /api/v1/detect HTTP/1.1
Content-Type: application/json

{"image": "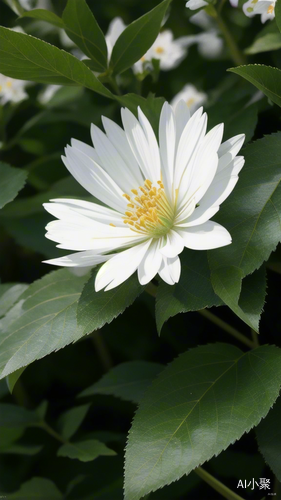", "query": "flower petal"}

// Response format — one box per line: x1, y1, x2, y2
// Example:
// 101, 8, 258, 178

101, 116, 143, 186
47, 198, 125, 225
174, 107, 207, 189
43, 251, 111, 267
179, 221, 231, 250
158, 256, 181, 285
121, 107, 159, 183
160, 230, 184, 258
159, 102, 176, 202
217, 134, 245, 173
95, 240, 151, 291
90, 123, 140, 192
137, 239, 163, 285
63, 146, 127, 213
